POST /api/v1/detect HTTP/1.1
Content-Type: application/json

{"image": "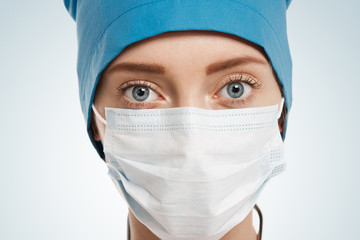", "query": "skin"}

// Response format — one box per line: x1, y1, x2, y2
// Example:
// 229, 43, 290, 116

91, 30, 284, 240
